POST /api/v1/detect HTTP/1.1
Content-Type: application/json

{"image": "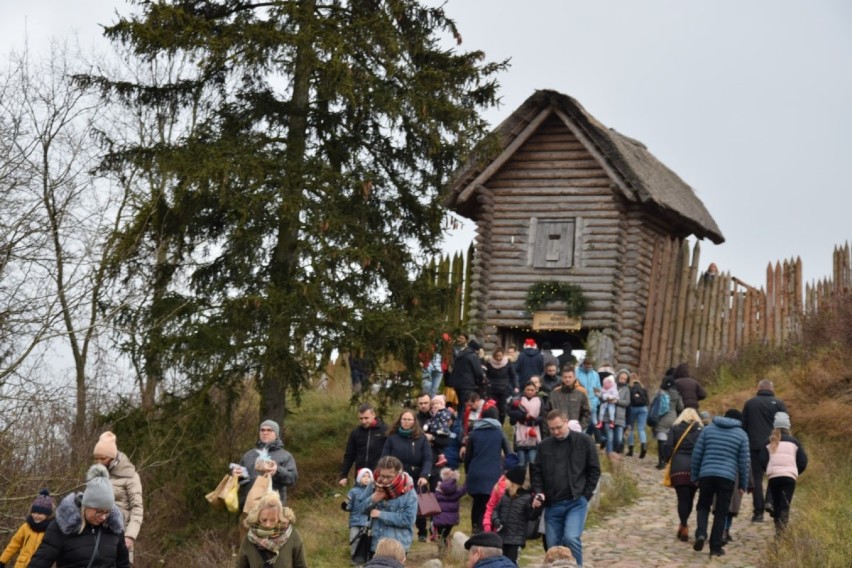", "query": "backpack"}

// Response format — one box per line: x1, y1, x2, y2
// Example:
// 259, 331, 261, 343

647, 391, 671, 427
